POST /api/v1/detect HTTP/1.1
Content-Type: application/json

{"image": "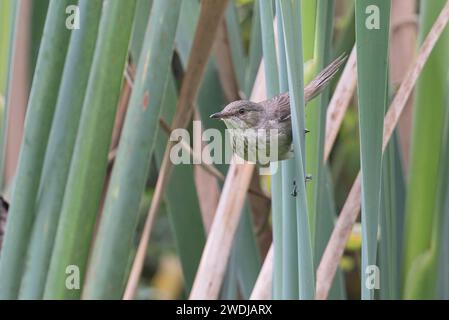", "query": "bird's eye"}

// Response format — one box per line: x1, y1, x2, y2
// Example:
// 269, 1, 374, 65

239, 108, 245, 115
